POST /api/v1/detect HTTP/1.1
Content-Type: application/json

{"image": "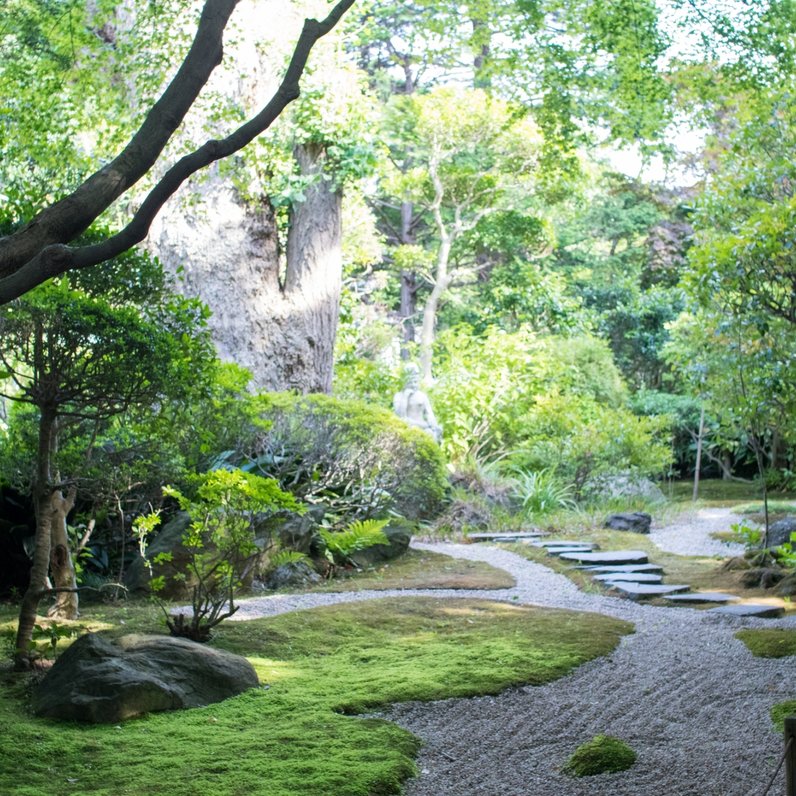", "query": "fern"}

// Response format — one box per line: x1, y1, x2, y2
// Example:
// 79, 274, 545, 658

320, 519, 389, 564
267, 550, 312, 570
